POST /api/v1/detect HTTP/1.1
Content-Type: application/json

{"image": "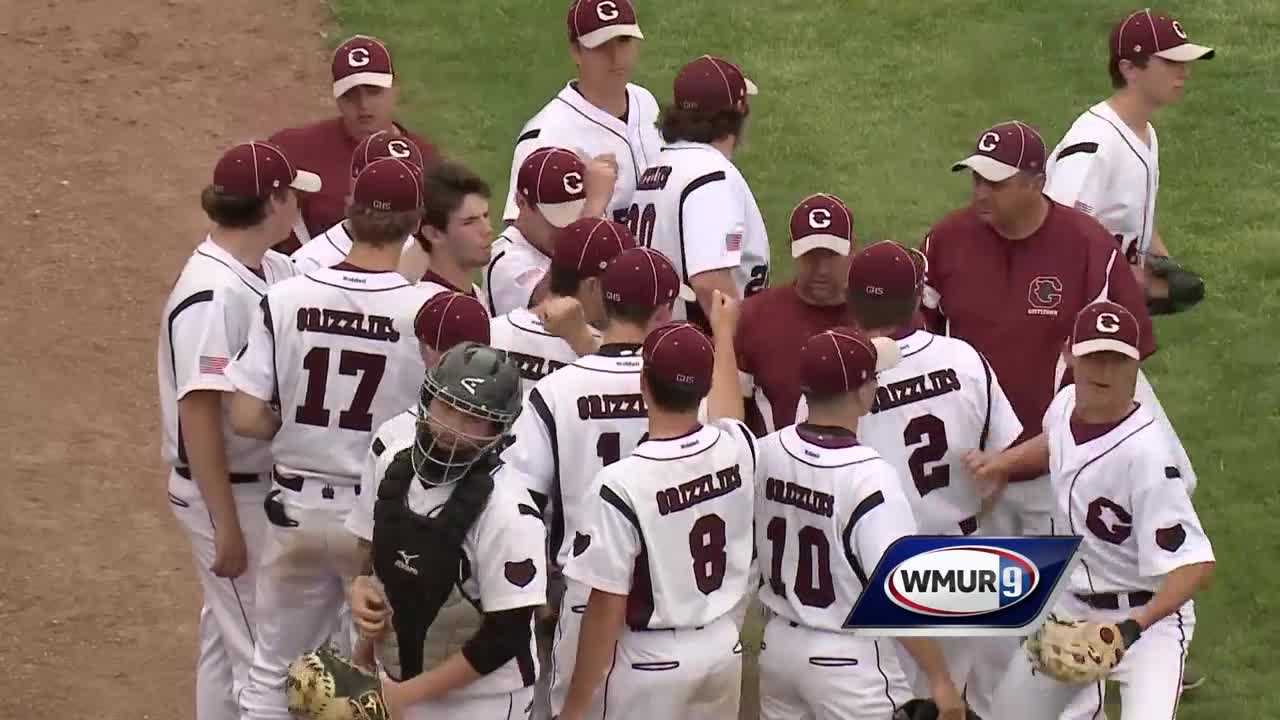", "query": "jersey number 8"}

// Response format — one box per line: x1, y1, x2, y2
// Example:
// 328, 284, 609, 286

688, 513, 727, 595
